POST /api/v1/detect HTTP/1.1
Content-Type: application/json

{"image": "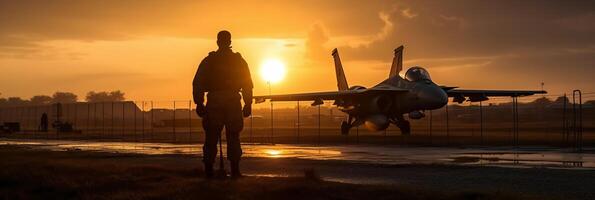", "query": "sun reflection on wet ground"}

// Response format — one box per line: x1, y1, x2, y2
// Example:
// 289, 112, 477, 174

1, 139, 594, 169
